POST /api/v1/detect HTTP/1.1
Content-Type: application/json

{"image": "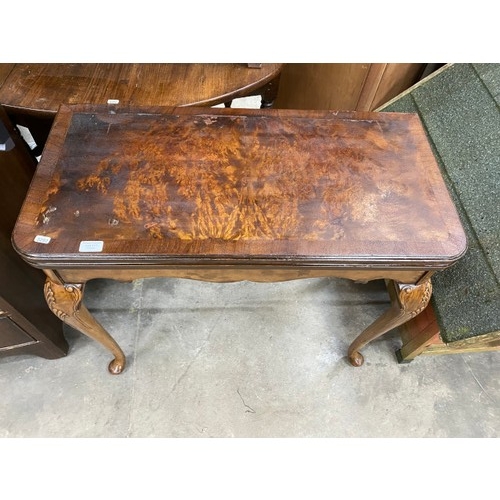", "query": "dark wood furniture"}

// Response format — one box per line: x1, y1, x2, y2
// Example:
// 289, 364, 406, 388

274, 63, 440, 111
0, 63, 282, 152
12, 105, 466, 374
0, 106, 68, 360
